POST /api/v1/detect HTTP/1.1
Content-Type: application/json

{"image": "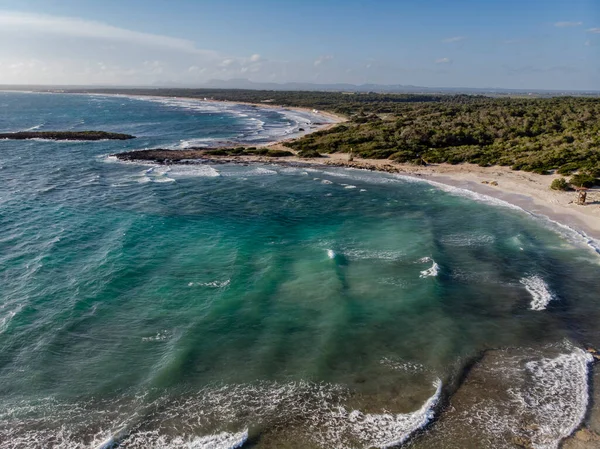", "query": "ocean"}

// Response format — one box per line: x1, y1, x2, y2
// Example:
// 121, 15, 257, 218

1, 92, 600, 449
